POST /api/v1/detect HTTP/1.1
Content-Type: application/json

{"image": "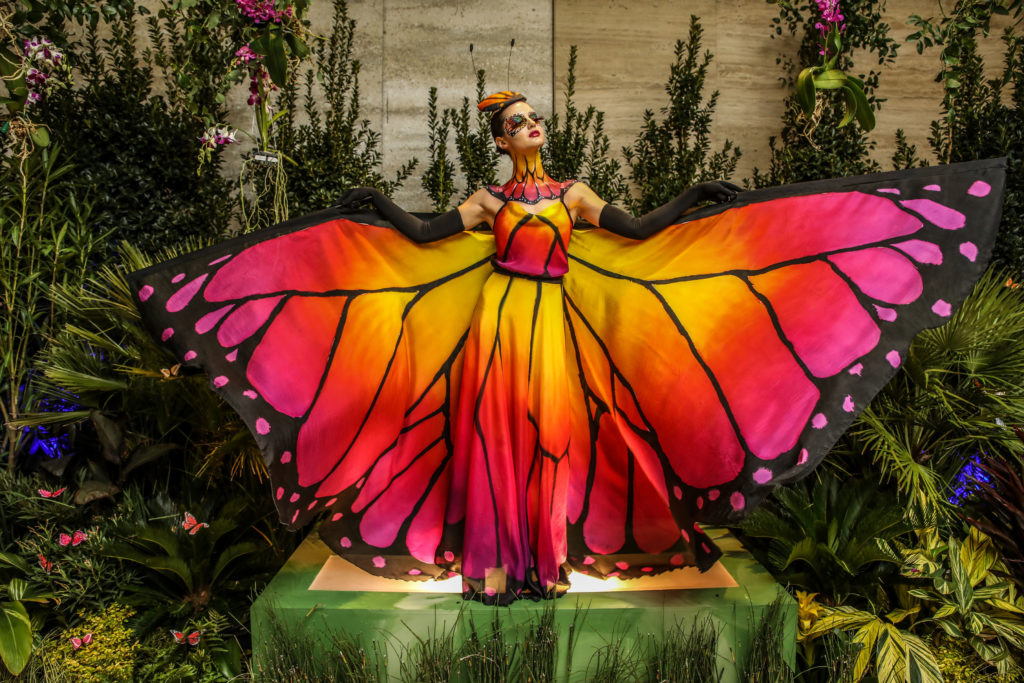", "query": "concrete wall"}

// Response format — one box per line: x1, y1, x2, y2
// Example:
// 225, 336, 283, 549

117, 1, 1010, 211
